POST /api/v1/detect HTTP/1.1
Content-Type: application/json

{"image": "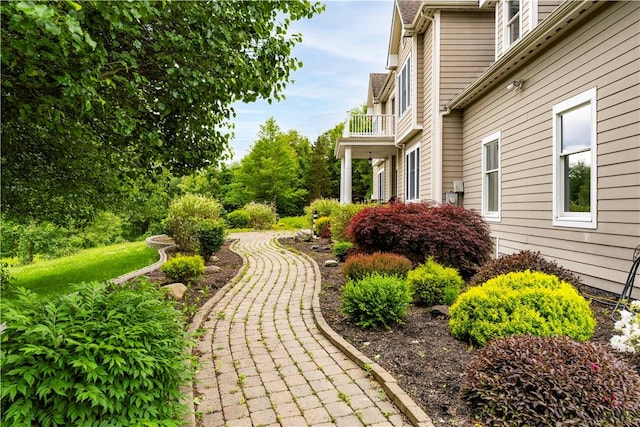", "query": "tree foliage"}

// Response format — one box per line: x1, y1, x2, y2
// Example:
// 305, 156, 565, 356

1, 0, 323, 222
